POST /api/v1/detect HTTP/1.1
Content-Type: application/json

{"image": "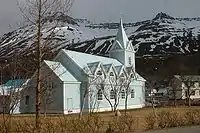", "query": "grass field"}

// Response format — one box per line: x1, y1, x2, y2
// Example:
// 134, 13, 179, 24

1, 106, 200, 133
